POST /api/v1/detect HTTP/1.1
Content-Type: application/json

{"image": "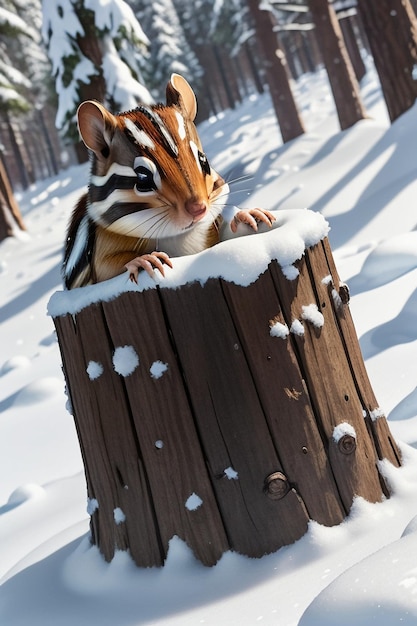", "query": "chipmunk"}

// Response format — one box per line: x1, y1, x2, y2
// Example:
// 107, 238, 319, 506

63, 73, 275, 289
